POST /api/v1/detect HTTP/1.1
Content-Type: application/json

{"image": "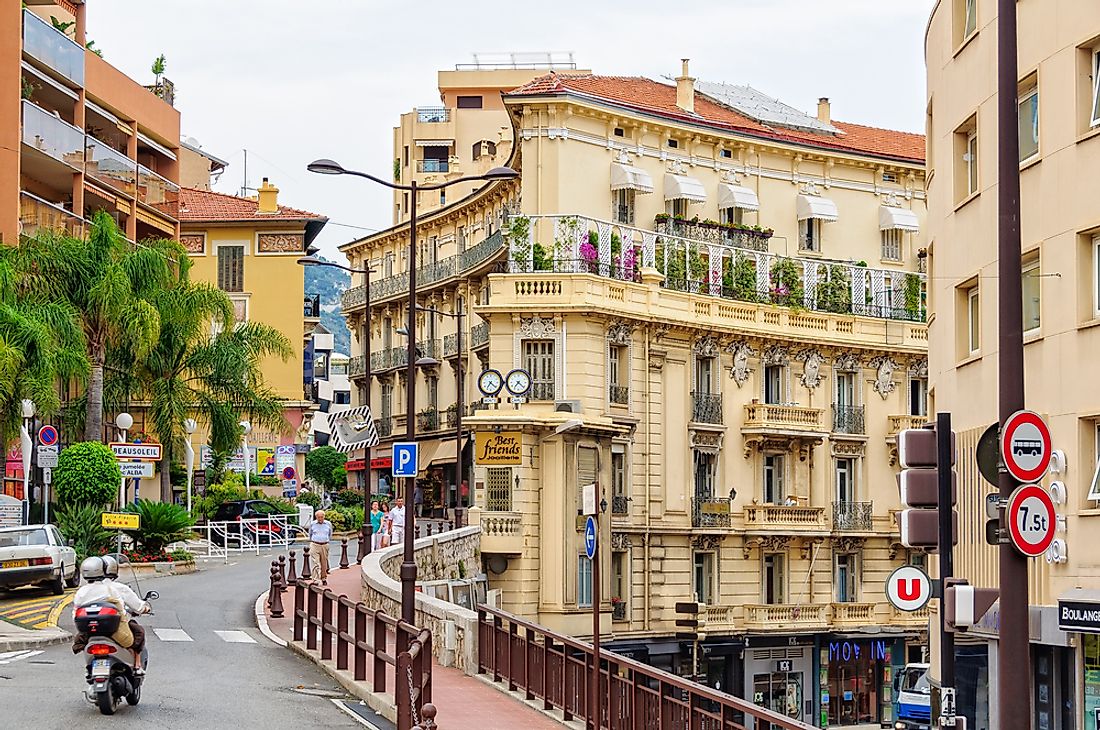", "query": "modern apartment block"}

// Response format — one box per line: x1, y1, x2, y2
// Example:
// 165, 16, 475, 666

2, 1, 181, 246
307, 326, 352, 448
341, 60, 930, 727
925, 1, 1100, 728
